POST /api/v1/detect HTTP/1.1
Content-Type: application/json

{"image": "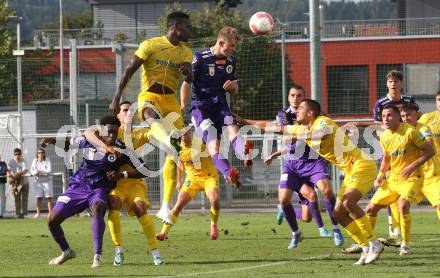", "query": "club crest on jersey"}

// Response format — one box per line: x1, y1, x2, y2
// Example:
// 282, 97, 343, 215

226, 65, 233, 74
108, 153, 117, 162
209, 64, 215, 76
